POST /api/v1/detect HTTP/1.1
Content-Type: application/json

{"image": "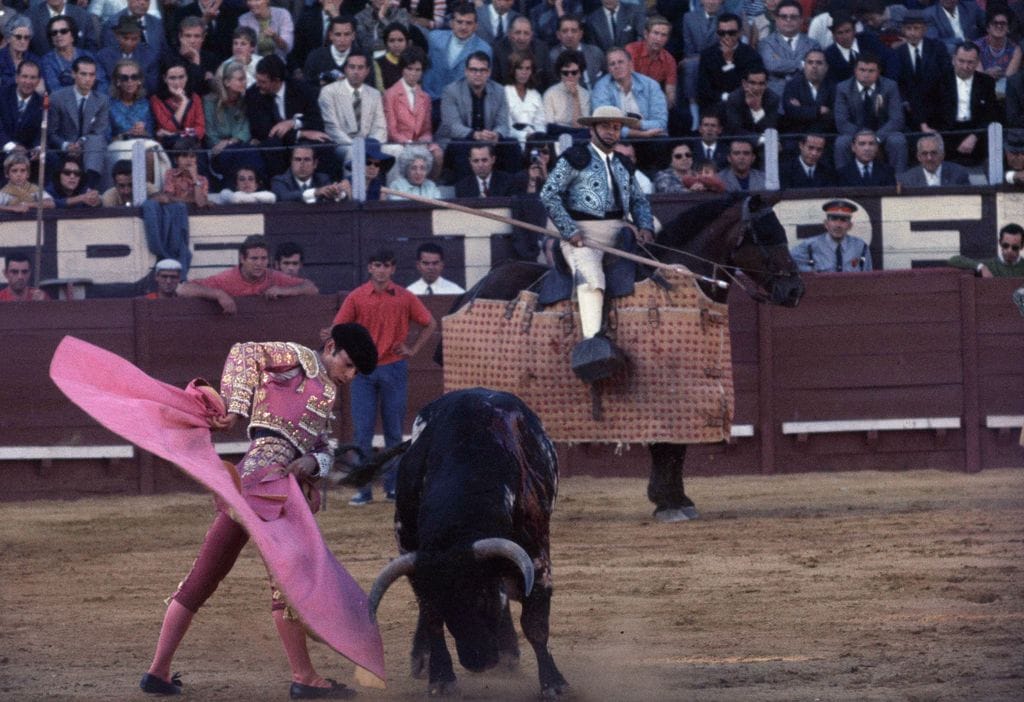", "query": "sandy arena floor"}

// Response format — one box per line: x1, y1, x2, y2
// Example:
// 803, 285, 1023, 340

2, 468, 1022, 701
